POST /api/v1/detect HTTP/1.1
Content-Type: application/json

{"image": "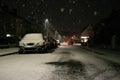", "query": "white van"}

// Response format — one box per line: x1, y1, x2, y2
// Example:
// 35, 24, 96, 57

19, 33, 48, 53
